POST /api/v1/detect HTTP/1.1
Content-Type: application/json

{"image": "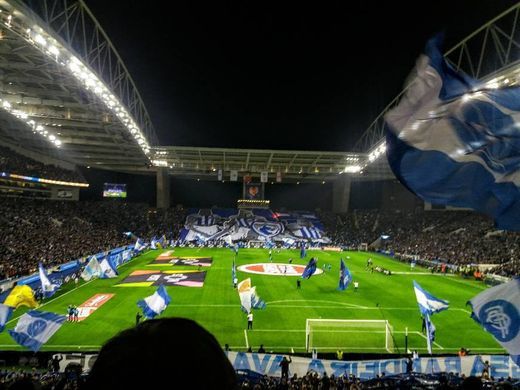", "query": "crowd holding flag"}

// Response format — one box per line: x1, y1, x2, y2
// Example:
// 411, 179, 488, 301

301, 257, 317, 279
0, 304, 13, 332
468, 278, 520, 366
137, 285, 171, 319
413, 281, 449, 354
338, 258, 352, 291
38, 263, 60, 298
8, 310, 66, 352
81, 256, 103, 281
385, 35, 520, 231
4, 285, 38, 309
